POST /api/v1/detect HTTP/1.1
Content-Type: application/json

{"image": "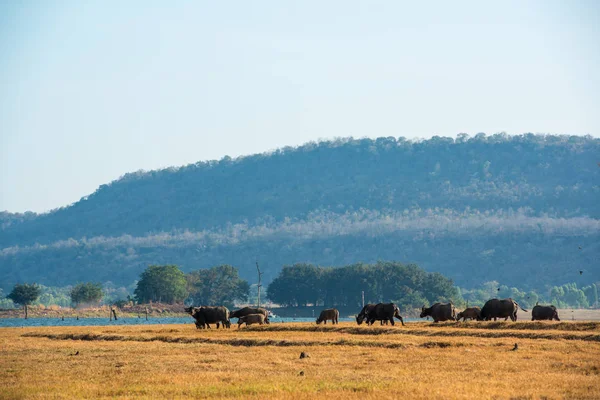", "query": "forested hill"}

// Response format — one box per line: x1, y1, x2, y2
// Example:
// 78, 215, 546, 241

1, 134, 599, 292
